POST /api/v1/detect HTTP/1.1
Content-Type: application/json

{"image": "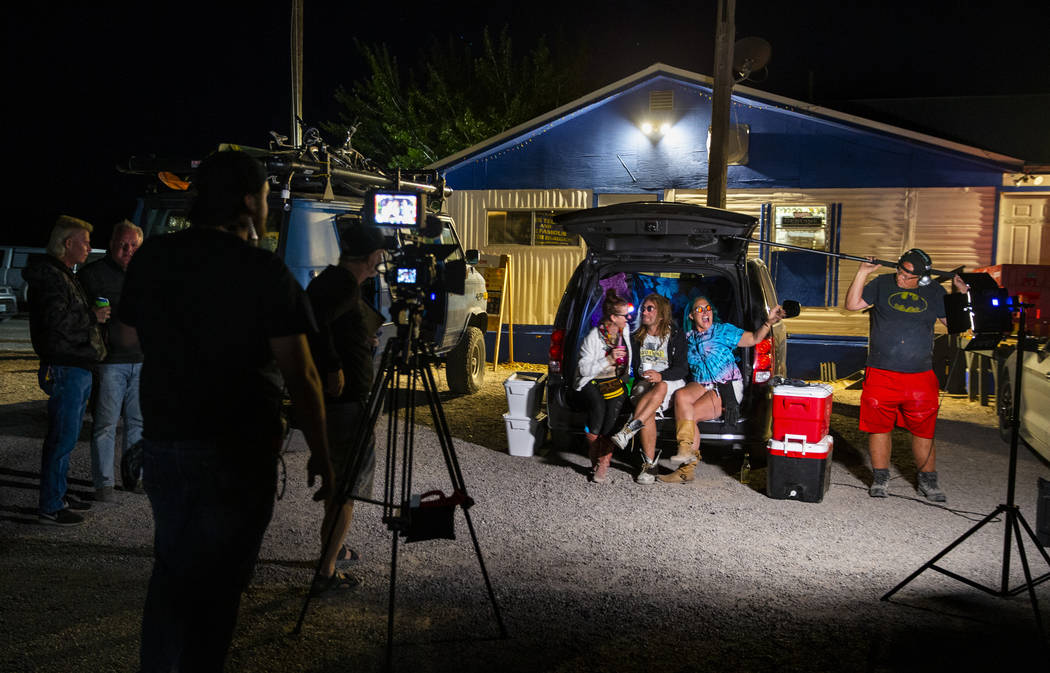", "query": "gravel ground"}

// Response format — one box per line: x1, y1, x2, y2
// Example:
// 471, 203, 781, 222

1, 343, 1049, 673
